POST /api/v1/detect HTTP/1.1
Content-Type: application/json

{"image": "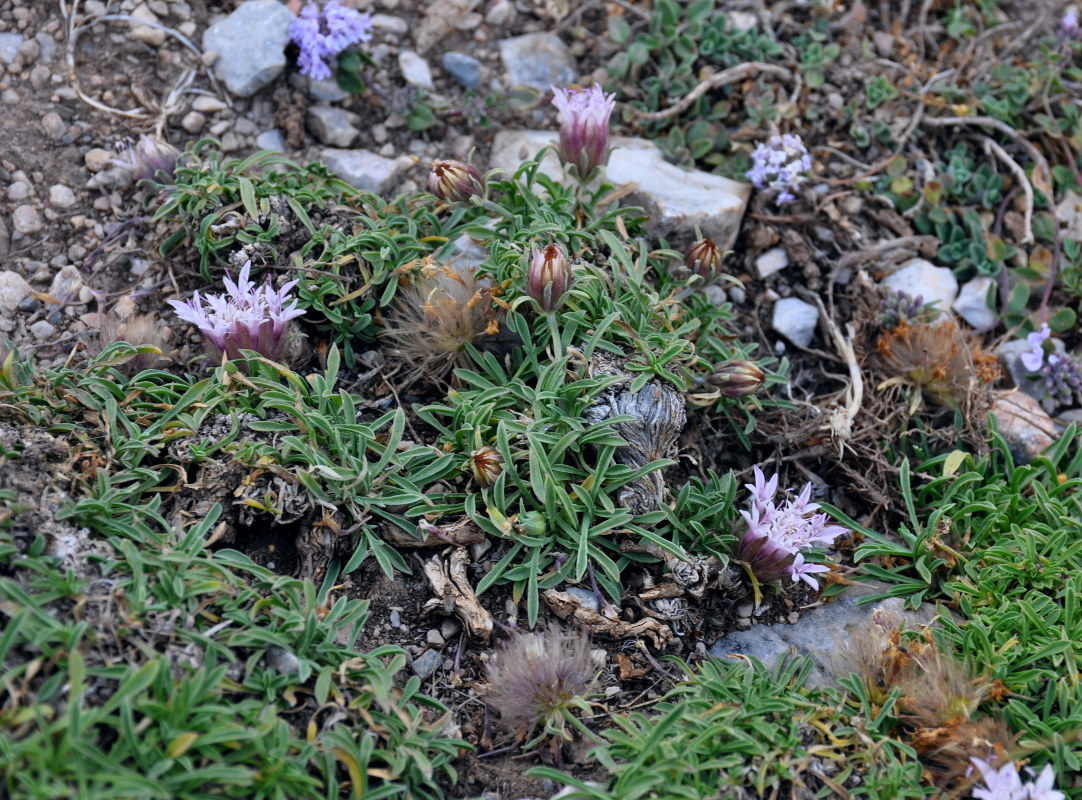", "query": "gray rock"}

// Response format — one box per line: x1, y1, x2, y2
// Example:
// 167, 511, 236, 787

180, 111, 206, 134
29, 320, 56, 341
755, 247, 788, 279
16, 295, 39, 313
411, 648, 441, 680
771, 297, 819, 347
389, 609, 402, 627
7, 181, 31, 201
35, 32, 57, 64
498, 32, 575, 91
12, 205, 42, 235
488, 129, 562, 181
729, 285, 746, 304
307, 76, 350, 102
563, 586, 600, 614
42, 112, 66, 141
49, 185, 77, 209
320, 148, 411, 194
49, 266, 83, 303
0, 33, 22, 65
952, 276, 996, 329
440, 618, 462, 639
605, 139, 751, 251
880, 258, 958, 312
0, 271, 33, 313
307, 106, 359, 148
426, 629, 445, 647
442, 51, 481, 89
255, 129, 287, 152
0, 215, 8, 258
991, 391, 1056, 463
265, 645, 301, 674
371, 13, 409, 35
202, 0, 295, 98
398, 50, 434, 90
709, 581, 942, 688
